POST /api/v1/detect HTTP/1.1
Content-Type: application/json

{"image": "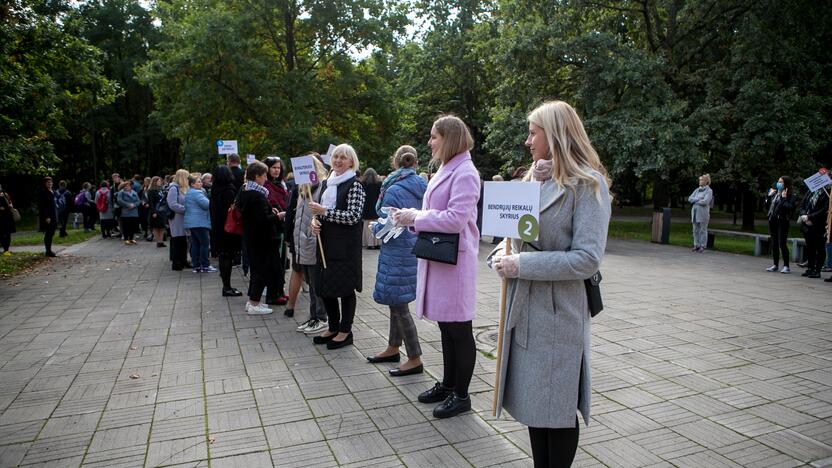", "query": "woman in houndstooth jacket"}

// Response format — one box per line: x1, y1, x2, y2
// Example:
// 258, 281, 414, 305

310, 144, 367, 350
